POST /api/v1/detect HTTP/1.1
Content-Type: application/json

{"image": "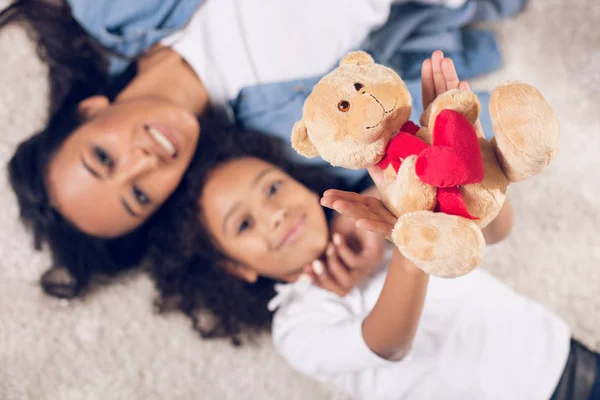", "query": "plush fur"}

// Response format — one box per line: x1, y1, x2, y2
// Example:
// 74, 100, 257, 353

291, 51, 560, 278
